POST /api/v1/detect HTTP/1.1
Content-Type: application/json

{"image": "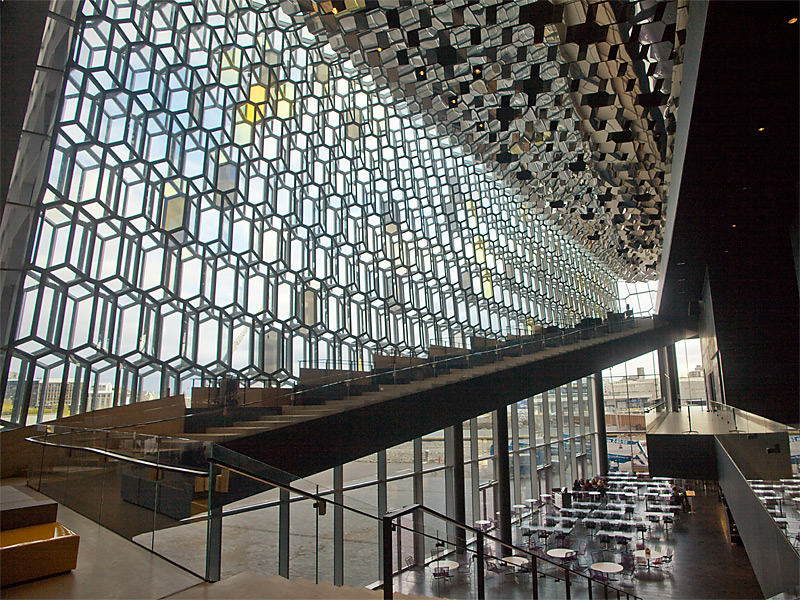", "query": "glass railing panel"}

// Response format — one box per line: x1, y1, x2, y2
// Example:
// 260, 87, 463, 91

343, 504, 381, 588
26, 425, 47, 491
149, 437, 210, 578
221, 501, 281, 580
61, 429, 108, 525
286, 494, 329, 583
34, 428, 73, 504
25, 425, 210, 579
208, 444, 385, 588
